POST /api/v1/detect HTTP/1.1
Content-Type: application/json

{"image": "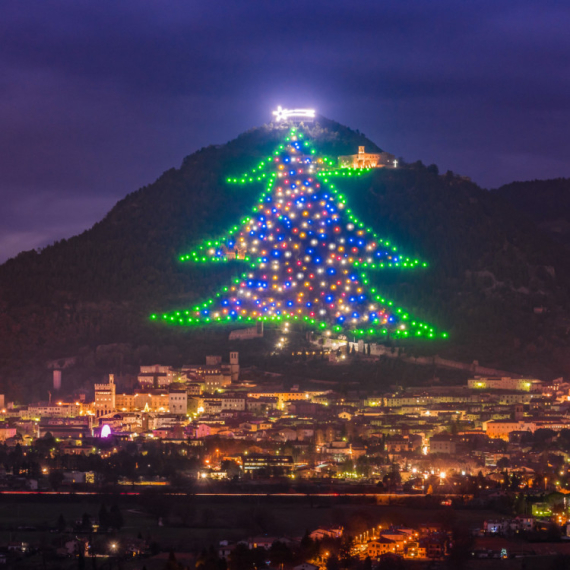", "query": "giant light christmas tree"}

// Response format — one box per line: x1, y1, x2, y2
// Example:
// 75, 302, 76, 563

151, 125, 445, 340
